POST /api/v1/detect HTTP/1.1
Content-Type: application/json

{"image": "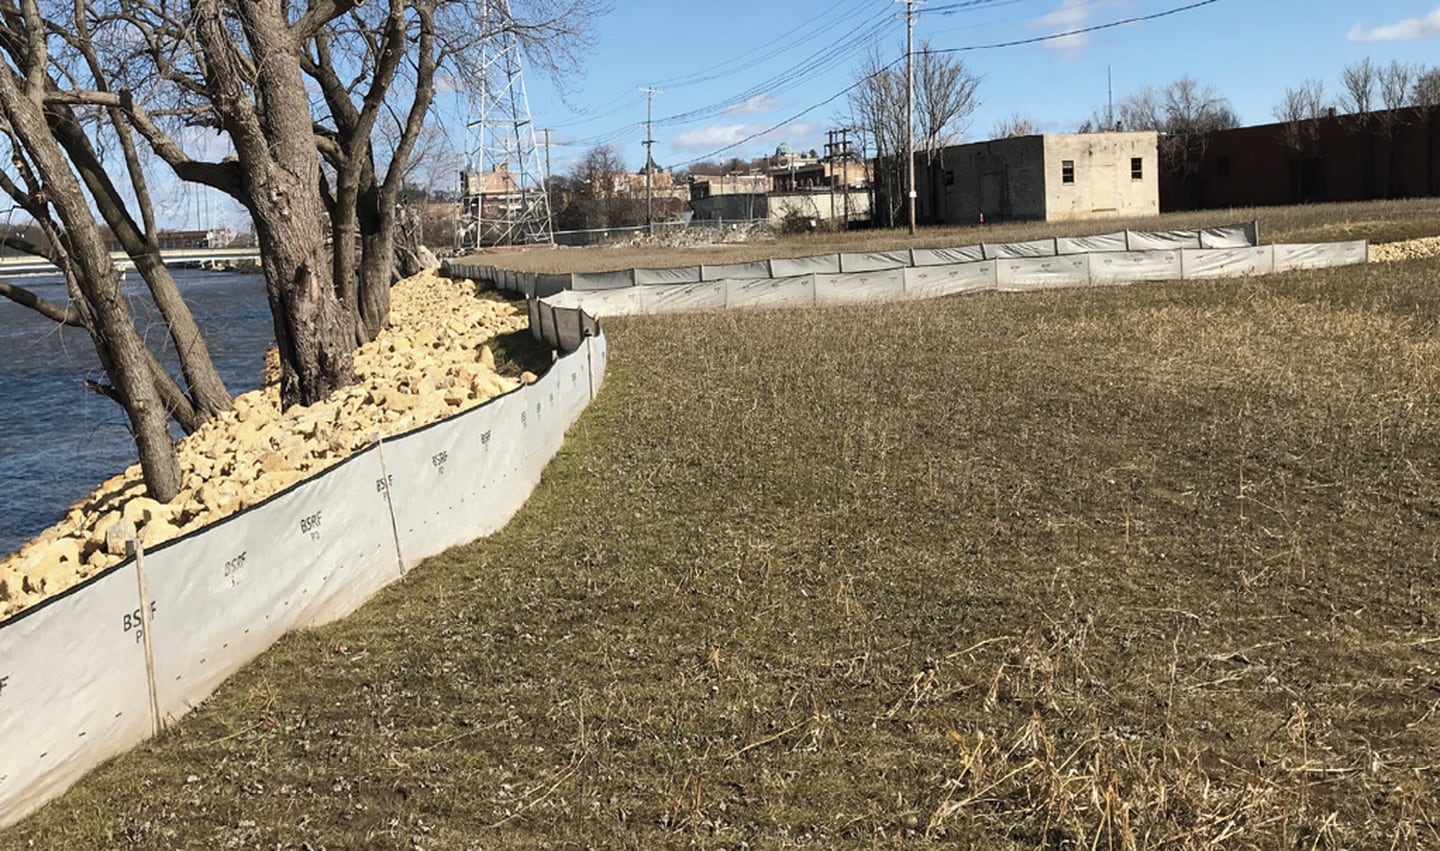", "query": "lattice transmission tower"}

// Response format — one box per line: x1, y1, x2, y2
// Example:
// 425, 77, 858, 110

458, 0, 553, 249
